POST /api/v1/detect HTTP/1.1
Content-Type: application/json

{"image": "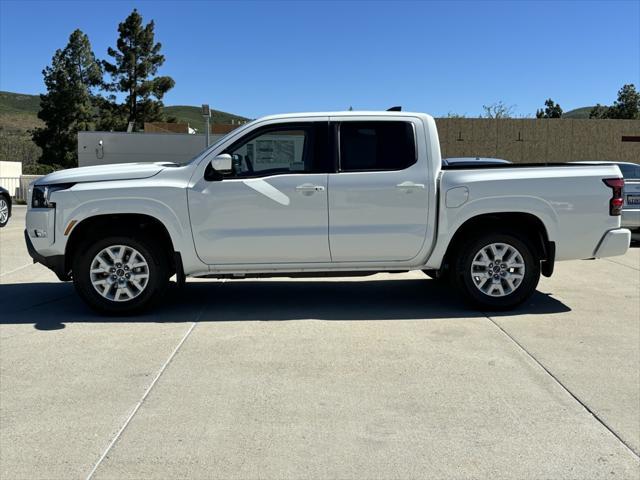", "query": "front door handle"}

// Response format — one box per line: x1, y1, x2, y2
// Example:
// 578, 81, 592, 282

296, 183, 325, 195
396, 181, 425, 190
